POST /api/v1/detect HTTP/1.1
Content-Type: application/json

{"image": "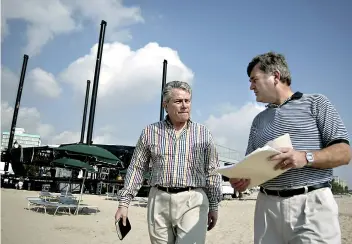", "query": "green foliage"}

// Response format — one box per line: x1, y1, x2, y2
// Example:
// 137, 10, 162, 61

331, 179, 349, 194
